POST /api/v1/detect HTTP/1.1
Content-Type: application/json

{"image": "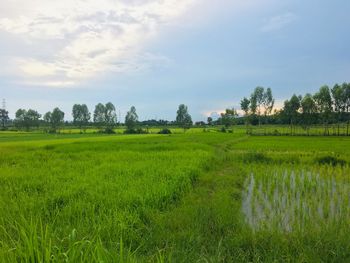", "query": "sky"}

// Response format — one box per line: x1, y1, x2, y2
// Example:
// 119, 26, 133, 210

0, 0, 349, 121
